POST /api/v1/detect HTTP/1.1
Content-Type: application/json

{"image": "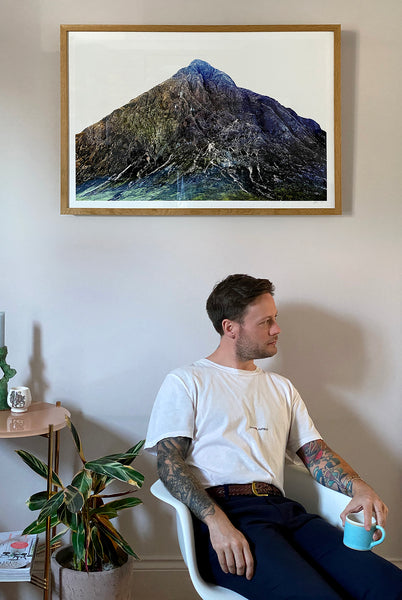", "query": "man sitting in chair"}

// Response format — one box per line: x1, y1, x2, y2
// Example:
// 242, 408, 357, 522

145, 274, 402, 599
